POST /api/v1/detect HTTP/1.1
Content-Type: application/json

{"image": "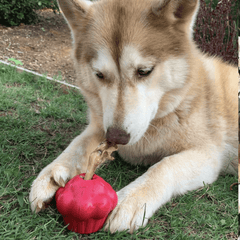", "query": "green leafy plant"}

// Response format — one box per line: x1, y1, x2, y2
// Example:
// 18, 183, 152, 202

0, 0, 59, 26
0, 0, 38, 26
